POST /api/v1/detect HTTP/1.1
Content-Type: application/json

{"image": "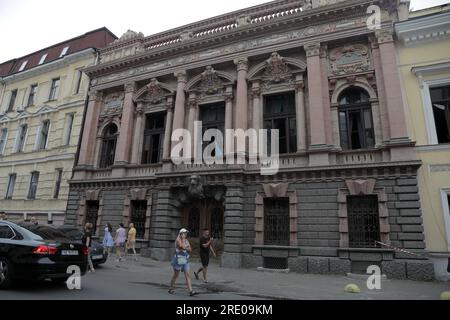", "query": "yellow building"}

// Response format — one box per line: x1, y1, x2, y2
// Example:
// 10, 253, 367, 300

0, 28, 116, 224
396, 4, 450, 280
